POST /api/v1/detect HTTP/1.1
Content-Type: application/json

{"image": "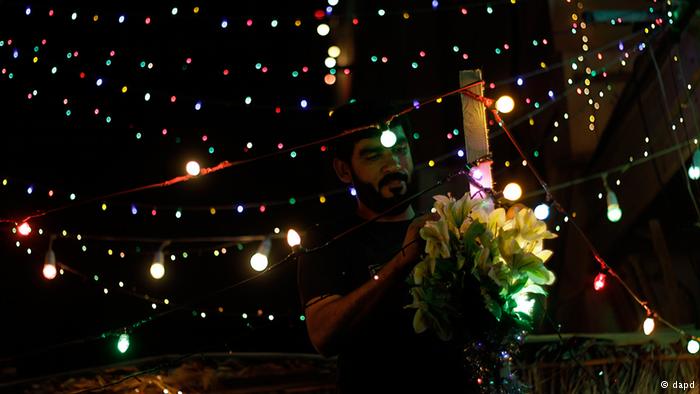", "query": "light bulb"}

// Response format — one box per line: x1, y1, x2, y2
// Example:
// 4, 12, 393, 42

18, 222, 32, 236
593, 273, 606, 291
324, 56, 336, 68
689, 149, 700, 180
250, 253, 269, 271
42, 248, 57, 280
495, 96, 515, 113
150, 262, 165, 279
43, 262, 57, 280
513, 293, 535, 316
534, 204, 550, 220
328, 46, 341, 58
606, 190, 622, 222
643, 317, 655, 335
471, 168, 484, 181
690, 166, 700, 180
117, 333, 130, 353
251, 238, 272, 271
186, 160, 201, 176
316, 23, 330, 36
687, 339, 699, 354
503, 183, 522, 201
287, 229, 301, 247
150, 250, 165, 279
380, 129, 397, 148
